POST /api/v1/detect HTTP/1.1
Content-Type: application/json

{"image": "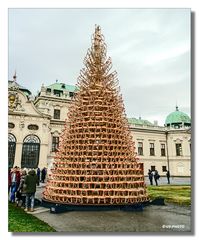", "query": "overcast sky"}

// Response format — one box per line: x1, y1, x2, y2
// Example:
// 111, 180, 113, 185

8, 8, 190, 126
